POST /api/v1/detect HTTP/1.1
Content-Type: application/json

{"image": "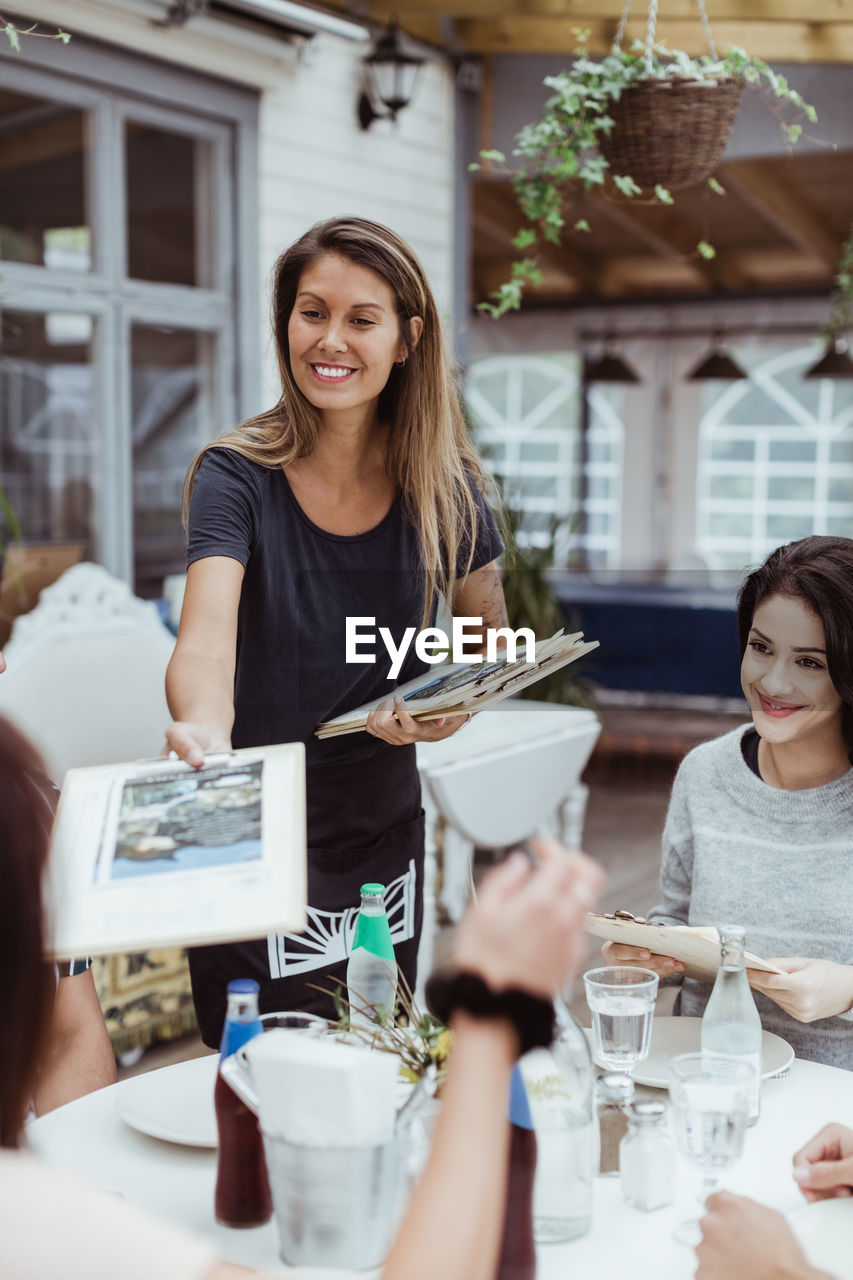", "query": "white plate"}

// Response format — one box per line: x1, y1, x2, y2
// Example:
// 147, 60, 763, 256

788, 1198, 853, 1280
116, 1053, 218, 1147
584, 1016, 794, 1088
